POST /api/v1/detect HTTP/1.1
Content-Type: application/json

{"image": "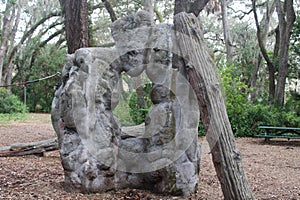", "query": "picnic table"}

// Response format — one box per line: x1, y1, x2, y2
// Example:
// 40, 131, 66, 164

255, 126, 300, 141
